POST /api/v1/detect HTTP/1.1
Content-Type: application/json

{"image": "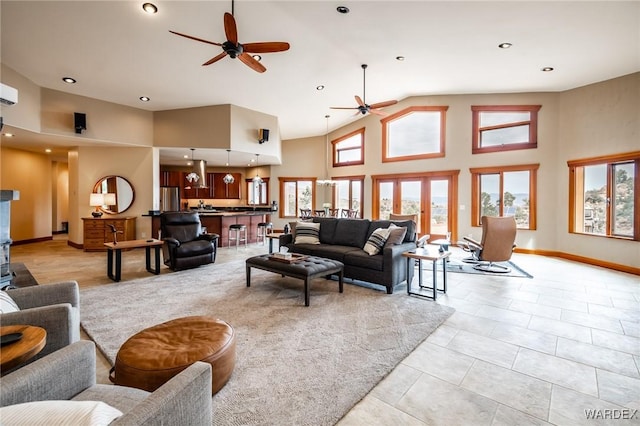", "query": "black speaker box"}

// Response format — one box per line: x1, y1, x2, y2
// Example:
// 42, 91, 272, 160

74, 112, 86, 134
259, 128, 269, 143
